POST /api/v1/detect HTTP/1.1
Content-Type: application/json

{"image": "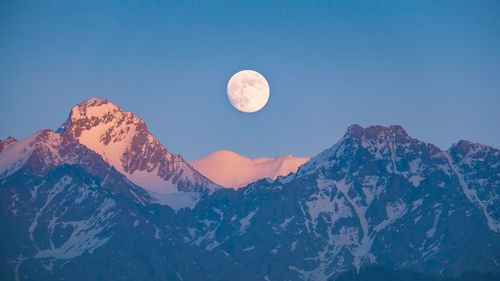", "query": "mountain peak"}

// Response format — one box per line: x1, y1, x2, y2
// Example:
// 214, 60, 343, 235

70, 98, 143, 128
204, 150, 250, 162
300, 124, 420, 175
60, 97, 148, 152
76, 97, 109, 108
453, 139, 490, 150
345, 124, 364, 137
448, 139, 496, 160
0, 136, 17, 153
57, 98, 143, 134
1, 136, 17, 142
57, 98, 218, 195
190, 150, 310, 188
345, 124, 409, 141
